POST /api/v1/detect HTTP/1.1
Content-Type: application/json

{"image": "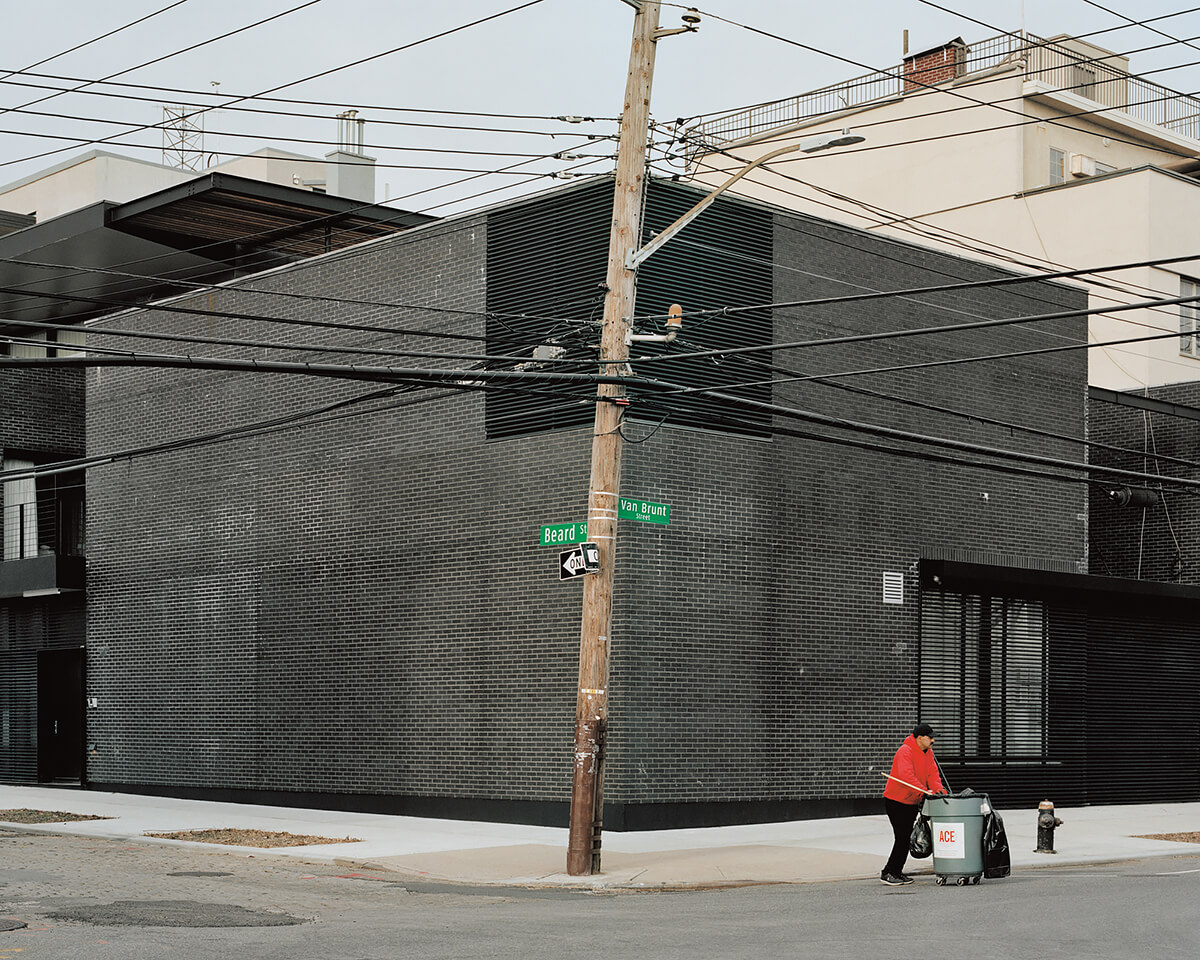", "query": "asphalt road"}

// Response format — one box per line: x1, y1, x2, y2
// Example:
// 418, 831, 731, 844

2, 828, 1198, 959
